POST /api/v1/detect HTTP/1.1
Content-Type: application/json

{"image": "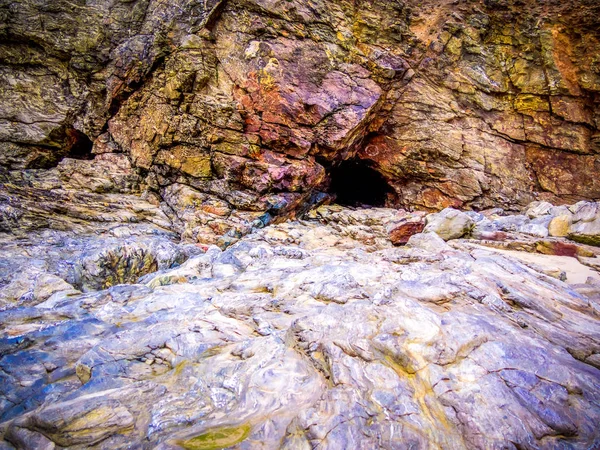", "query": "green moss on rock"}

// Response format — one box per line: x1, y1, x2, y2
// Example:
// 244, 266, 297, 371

178, 424, 252, 450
